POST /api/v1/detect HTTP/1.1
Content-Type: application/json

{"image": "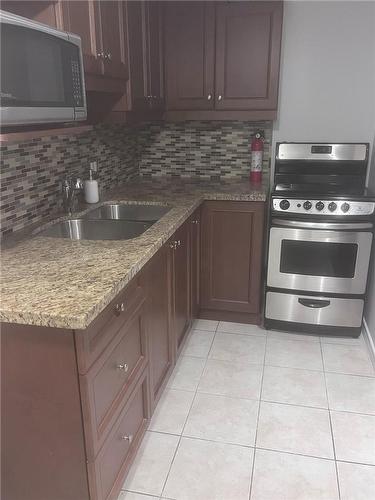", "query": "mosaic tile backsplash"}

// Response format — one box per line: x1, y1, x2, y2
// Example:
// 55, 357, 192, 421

138, 121, 272, 178
1, 121, 272, 235
1, 124, 138, 236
